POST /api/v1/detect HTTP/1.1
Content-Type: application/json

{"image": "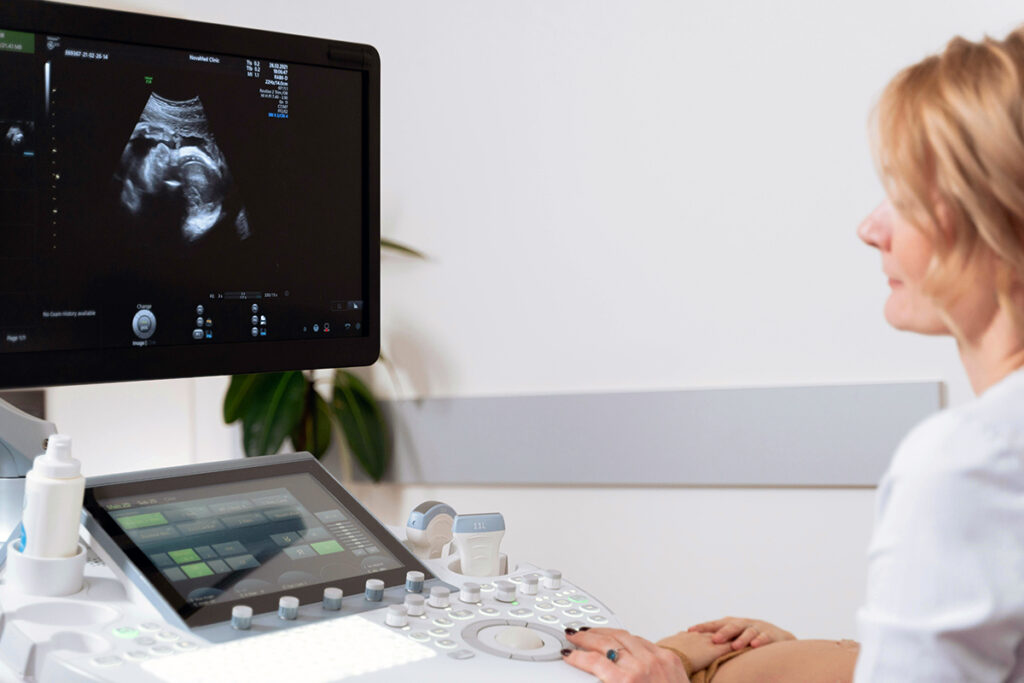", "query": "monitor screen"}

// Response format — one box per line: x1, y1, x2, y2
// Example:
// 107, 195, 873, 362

84, 456, 427, 627
0, 1, 380, 388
